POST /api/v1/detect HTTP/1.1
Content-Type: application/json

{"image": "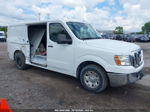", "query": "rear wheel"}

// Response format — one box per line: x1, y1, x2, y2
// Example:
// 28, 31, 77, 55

80, 64, 108, 93
14, 52, 28, 70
